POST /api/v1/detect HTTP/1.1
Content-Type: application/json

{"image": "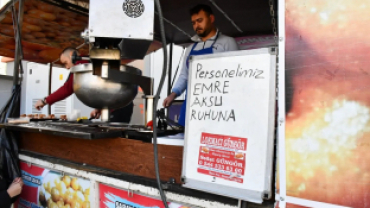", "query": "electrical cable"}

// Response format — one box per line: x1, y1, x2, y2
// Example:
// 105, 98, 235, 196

0, 0, 24, 122
153, 0, 169, 207
11, 0, 25, 79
